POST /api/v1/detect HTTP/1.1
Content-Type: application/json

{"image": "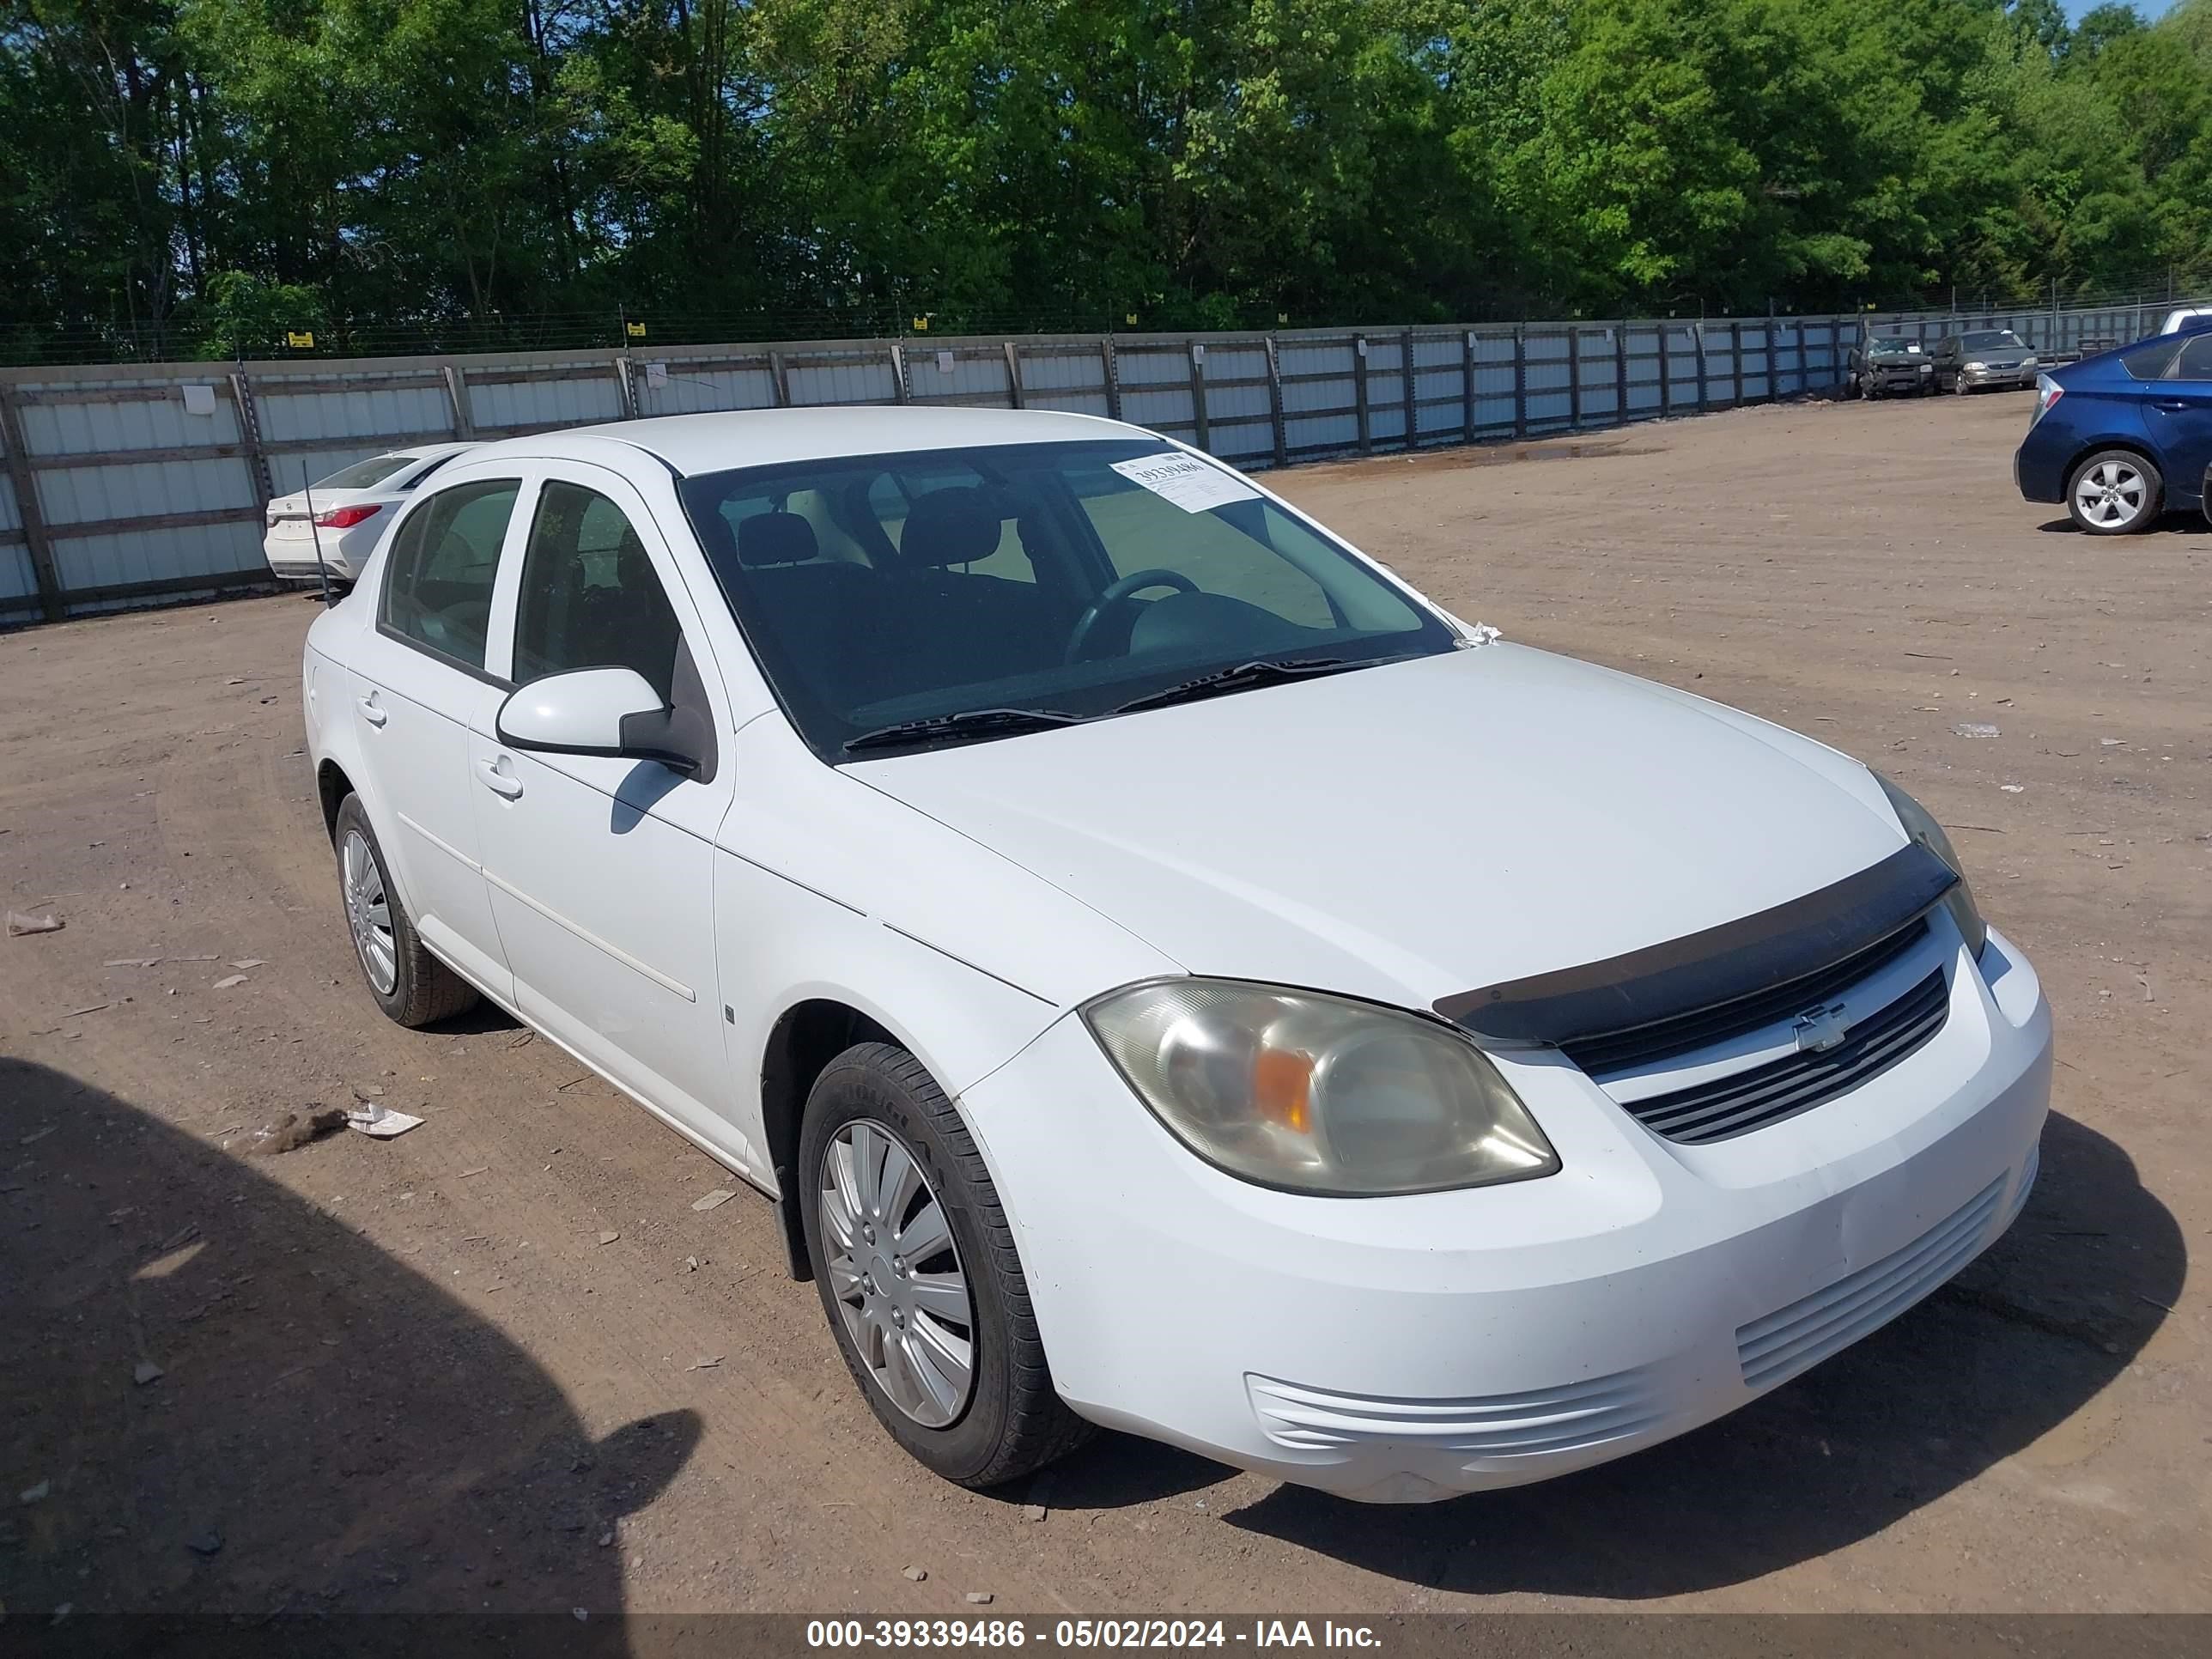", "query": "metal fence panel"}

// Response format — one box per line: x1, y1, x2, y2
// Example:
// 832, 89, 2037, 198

32, 295, 2155, 625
